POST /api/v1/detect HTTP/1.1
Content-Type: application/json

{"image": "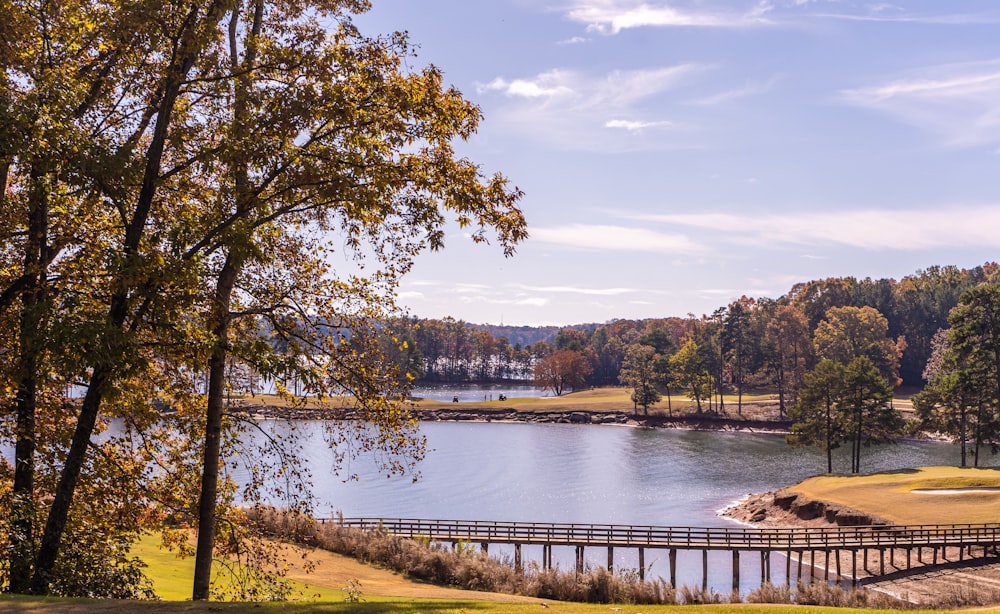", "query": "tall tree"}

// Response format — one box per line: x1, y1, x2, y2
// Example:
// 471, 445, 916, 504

619, 344, 660, 415
814, 305, 904, 388
841, 356, 899, 473
788, 359, 846, 474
